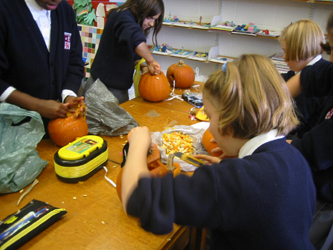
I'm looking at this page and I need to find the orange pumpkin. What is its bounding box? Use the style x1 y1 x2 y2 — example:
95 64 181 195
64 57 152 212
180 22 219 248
202 128 221 157
48 105 89 147
147 143 163 170
139 72 170 102
116 144 181 202
167 60 195 88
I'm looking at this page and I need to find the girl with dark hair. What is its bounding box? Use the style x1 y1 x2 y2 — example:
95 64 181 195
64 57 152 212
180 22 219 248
87 0 164 103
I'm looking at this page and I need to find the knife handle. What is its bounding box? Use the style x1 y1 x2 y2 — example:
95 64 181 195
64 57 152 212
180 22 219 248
180 154 204 167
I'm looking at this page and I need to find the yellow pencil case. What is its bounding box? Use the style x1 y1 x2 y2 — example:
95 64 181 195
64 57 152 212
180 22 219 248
54 135 108 183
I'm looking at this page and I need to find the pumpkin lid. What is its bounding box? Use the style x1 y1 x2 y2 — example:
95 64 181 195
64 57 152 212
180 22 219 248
58 135 104 161
195 107 209 121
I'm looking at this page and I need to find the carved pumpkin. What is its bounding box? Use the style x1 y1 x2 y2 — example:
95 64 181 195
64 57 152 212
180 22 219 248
116 144 181 202
167 60 195 88
139 72 170 102
202 128 221 157
147 143 163 170
48 105 89 147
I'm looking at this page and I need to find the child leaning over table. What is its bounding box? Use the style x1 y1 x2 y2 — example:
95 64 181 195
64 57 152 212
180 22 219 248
285 12 333 249
121 54 316 250
279 19 328 139
286 11 333 204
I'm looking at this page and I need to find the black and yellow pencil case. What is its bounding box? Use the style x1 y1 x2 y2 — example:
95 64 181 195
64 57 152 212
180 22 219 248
0 199 66 250
54 135 108 182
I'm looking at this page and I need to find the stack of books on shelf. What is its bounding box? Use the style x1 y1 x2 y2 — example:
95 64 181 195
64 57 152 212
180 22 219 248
269 53 290 74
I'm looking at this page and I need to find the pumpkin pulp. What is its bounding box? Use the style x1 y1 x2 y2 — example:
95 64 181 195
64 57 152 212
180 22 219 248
48 105 89 147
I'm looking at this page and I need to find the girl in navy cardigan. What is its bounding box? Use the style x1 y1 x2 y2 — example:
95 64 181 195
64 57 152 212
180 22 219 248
121 54 316 250
286 14 333 203
279 19 328 139
89 0 164 104
284 13 333 250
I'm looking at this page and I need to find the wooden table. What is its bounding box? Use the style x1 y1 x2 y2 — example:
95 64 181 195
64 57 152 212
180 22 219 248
0 83 207 250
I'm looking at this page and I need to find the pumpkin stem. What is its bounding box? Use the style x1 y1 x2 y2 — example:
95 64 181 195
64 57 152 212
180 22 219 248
166 154 175 171
177 60 185 67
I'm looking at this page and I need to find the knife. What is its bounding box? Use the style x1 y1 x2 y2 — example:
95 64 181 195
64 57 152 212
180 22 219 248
121 142 153 168
173 152 204 167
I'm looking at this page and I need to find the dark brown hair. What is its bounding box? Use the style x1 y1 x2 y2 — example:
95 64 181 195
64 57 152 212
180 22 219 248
327 11 333 33
322 11 333 55
110 0 164 46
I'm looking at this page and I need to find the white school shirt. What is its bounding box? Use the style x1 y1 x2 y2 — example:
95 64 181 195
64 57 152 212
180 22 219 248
294 54 322 75
238 129 284 158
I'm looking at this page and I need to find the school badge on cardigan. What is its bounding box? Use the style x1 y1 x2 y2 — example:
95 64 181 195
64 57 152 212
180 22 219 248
64 32 72 50
325 107 333 119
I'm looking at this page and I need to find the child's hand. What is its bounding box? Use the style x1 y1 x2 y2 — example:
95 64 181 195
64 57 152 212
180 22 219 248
127 126 152 151
208 138 237 159
210 137 223 156
65 96 86 114
38 100 69 119
141 66 149 74
193 154 221 165
147 60 161 75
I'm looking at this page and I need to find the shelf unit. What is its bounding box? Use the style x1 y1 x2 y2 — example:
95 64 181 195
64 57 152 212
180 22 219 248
148 0 333 79
149 21 279 64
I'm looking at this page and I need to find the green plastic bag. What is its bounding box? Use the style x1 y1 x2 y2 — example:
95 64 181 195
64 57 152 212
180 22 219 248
0 103 48 194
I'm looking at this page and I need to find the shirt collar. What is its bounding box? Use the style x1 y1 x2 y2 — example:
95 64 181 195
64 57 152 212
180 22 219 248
307 54 322 66
238 129 284 159
25 0 50 21
295 54 322 75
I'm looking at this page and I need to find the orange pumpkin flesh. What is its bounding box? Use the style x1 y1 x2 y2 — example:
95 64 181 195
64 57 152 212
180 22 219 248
167 60 195 88
202 128 221 157
48 105 89 147
139 72 170 102
147 143 166 170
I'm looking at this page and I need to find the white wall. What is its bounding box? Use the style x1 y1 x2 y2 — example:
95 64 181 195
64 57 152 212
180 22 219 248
149 0 333 78
164 0 221 24
220 0 333 57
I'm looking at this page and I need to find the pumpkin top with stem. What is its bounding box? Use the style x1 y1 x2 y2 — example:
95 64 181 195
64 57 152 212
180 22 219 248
166 153 176 171
177 60 185 67
66 104 87 119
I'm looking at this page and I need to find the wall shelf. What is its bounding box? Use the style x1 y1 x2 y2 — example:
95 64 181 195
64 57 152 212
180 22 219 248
150 48 236 65
150 0 333 78
162 22 280 40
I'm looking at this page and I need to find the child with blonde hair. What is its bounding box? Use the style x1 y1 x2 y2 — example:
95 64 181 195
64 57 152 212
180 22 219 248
122 54 316 250
286 12 333 250
286 17 333 203
280 19 325 69
279 19 327 139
